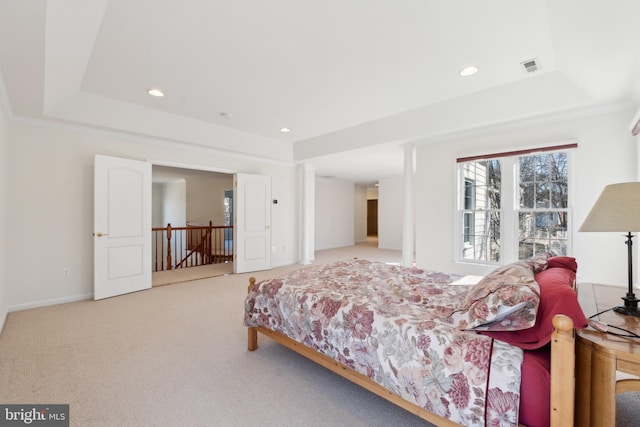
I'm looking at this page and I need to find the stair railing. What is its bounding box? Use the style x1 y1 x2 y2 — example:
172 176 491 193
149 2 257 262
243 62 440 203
152 222 233 272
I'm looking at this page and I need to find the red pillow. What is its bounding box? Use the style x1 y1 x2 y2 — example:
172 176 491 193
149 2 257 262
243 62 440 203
546 256 578 272
479 266 588 349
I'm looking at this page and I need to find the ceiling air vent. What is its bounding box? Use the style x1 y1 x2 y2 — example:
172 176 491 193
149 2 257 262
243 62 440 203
520 58 540 73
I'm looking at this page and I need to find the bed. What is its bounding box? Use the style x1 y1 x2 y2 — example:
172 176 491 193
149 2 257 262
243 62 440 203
244 255 588 427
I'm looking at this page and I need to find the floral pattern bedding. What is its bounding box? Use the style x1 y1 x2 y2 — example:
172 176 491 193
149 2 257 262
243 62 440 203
244 259 523 426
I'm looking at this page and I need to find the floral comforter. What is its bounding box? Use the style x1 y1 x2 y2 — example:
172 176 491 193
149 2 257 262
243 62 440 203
244 259 523 426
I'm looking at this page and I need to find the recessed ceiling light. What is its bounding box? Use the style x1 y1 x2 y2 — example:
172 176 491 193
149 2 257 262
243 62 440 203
147 88 164 97
280 127 291 133
459 66 478 77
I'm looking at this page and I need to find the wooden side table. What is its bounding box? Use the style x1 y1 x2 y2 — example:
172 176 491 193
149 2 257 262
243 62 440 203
575 283 640 427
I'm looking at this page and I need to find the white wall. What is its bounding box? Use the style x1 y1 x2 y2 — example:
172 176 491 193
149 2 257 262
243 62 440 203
354 184 368 243
0 101 7 333
415 108 638 286
186 176 233 225
7 122 299 310
271 170 298 259
366 187 379 200
315 177 355 250
378 178 403 250
153 175 234 227
162 180 187 227
152 183 164 228
316 178 401 251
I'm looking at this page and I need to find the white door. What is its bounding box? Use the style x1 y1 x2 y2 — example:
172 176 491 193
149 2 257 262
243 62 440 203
234 173 272 273
94 155 152 300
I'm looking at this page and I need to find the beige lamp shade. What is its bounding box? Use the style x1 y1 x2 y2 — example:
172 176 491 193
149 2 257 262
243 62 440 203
579 182 640 232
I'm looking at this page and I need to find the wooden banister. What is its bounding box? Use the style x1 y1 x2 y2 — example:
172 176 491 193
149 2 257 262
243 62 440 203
175 226 212 268
152 222 233 272
166 223 172 270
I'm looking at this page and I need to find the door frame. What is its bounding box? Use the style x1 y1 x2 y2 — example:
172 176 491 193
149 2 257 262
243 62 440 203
148 159 236 271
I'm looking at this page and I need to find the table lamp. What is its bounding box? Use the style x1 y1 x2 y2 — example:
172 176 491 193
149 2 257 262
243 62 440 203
579 182 640 316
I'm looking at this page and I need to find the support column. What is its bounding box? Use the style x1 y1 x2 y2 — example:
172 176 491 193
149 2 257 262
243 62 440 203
402 144 415 267
300 163 315 265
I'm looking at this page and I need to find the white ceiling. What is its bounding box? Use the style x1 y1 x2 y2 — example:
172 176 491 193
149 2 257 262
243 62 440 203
1 0 639 183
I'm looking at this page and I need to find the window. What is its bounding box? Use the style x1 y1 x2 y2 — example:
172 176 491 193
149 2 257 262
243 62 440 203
460 160 501 262
458 146 572 264
517 152 569 258
463 179 474 245
223 189 234 242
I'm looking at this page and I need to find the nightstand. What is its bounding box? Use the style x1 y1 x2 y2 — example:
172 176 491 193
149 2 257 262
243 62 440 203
575 283 640 427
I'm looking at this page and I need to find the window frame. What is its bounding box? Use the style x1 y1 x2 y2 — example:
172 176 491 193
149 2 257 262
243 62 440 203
463 178 475 246
457 158 504 265
456 146 573 265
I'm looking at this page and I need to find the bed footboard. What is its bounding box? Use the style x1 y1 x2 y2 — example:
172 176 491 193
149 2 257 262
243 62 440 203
247 277 258 351
247 324 461 426
550 314 575 427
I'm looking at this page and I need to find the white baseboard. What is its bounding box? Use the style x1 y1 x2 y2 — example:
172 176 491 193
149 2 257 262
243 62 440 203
8 293 93 313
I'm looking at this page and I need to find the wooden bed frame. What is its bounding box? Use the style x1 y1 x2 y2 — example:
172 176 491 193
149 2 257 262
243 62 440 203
246 277 577 427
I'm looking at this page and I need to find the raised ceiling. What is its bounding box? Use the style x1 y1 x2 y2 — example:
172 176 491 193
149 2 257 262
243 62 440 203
1 1 639 182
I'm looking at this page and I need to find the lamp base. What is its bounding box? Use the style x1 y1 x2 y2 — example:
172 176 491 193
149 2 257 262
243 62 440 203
613 293 640 317
613 305 640 317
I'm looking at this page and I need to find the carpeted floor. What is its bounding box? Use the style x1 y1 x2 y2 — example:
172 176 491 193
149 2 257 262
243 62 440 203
1 241 639 426
152 262 234 287
1 242 433 427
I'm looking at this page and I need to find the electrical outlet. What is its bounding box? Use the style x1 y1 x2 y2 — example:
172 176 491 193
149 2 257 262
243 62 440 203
63 268 70 278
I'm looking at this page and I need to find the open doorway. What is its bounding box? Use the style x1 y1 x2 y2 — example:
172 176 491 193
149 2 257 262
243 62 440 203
151 165 234 286
367 199 378 237
365 184 379 247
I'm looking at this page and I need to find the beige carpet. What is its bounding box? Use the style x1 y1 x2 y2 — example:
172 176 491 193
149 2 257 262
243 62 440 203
1 242 637 426
0 242 433 427
152 263 234 287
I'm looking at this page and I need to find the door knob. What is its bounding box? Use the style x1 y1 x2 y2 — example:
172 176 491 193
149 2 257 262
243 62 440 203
94 232 109 237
